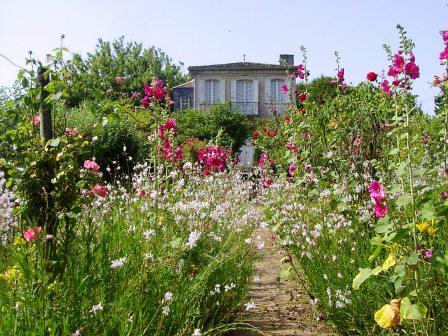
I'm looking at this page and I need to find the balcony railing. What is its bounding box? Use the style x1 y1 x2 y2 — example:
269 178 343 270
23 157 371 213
198 101 291 116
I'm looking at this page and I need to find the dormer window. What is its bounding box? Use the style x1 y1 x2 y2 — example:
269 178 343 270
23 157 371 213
270 79 285 102
204 80 220 104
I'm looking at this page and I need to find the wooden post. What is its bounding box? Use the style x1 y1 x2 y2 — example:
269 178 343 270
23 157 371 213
37 65 53 142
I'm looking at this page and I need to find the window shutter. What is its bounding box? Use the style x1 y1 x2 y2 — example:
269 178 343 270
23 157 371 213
205 80 211 104
213 80 220 103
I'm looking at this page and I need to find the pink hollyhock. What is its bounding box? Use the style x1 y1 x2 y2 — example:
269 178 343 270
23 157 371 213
252 130 259 138
163 118 177 132
440 190 448 200
442 30 448 44
158 126 165 138
392 79 401 87
404 62 420 79
23 226 42 242
92 184 109 197
115 76 124 85
144 84 153 97
33 115 40 126
381 80 392 96
83 160 100 173
142 96 151 108
288 163 297 175
392 53 405 70
353 138 361 147
162 138 172 160
366 72 378 81
374 202 388 218
409 53 416 63
439 46 448 60
368 180 385 202
281 84 289 93
197 145 228 175
337 68 345 83
152 87 165 101
296 64 305 79
387 66 401 77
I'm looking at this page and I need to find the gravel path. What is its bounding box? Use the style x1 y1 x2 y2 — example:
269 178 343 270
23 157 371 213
236 230 332 336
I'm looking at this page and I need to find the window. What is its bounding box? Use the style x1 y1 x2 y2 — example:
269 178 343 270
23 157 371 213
179 97 190 110
270 79 285 102
236 80 253 102
204 80 220 104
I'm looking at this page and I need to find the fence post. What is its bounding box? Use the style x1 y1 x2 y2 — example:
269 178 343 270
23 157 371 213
37 65 53 142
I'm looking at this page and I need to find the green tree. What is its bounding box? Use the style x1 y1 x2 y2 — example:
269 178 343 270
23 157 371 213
66 36 188 106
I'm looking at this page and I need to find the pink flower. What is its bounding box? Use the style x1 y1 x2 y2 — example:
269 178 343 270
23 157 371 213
366 72 378 81
404 62 420 79
258 152 268 167
92 184 109 197
22 226 42 242
442 30 448 44
262 178 273 187
439 46 448 60
197 145 228 175
65 127 78 136
115 76 124 85
281 84 289 94
368 180 386 202
163 118 177 132
353 138 361 147
152 87 165 101
421 248 433 261
83 160 100 173
440 190 448 200
143 84 153 97
141 96 151 108
337 68 345 83
288 163 297 176
381 80 392 96
374 202 388 218
296 64 305 79
33 115 40 126
392 53 405 70
387 66 401 77
286 143 299 153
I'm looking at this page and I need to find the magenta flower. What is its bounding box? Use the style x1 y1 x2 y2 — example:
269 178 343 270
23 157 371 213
152 87 165 101
115 76 124 85
366 72 378 81
440 190 448 200
281 84 289 94
141 96 151 108
421 248 433 261
353 138 361 147
163 118 177 132
404 62 420 79
387 66 401 77
381 80 392 95
337 68 345 84
442 30 448 44
439 46 448 60
288 163 297 176
197 145 228 175
83 160 100 173
258 152 268 167
286 142 299 153
296 64 305 79
262 178 273 187
368 180 385 202
374 202 388 218
392 53 405 70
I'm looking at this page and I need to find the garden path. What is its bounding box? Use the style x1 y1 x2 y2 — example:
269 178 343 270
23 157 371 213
237 228 332 336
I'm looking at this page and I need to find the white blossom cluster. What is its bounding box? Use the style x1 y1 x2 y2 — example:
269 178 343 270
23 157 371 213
0 171 17 245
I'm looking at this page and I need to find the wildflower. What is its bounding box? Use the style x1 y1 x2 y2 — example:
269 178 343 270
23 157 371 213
224 283 236 292
366 72 378 81
92 184 108 197
163 292 173 302
22 227 42 242
416 221 429 233
187 231 201 249
353 138 361 147
92 136 98 142
143 229 155 241
374 299 401 329
421 248 433 261
115 76 124 85
83 160 100 173
288 163 297 176
426 226 437 236
374 202 388 218
33 115 40 126
244 301 256 311
193 329 201 336
110 257 127 269
162 305 170 315
90 302 103 314
281 84 289 93
262 178 273 188
404 62 420 79
284 115 291 123
368 180 385 202
287 142 298 153
65 127 78 136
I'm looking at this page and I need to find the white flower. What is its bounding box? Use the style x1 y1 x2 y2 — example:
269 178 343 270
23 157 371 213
257 242 265 250
144 252 154 260
162 305 170 315
92 136 98 142
143 229 155 241
71 330 81 336
244 301 256 311
187 231 201 249
244 238 252 244
163 292 173 302
224 283 235 292
193 329 201 336
253 276 261 284
90 302 103 314
214 284 221 293
111 257 127 269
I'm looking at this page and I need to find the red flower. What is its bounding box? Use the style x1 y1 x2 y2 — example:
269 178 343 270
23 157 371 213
381 80 392 96
252 130 259 138
298 92 307 102
366 72 378 81
115 76 124 85
284 115 291 123
267 130 277 137
152 87 165 101
404 62 420 80
92 184 109 197
23 226 42 242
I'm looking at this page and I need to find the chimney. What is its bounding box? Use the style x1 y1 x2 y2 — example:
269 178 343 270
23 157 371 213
279 54 294 66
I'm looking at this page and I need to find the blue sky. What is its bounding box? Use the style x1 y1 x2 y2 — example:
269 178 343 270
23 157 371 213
0 0 446 113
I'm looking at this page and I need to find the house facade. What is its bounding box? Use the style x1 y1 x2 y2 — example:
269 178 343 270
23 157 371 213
172 54 296 117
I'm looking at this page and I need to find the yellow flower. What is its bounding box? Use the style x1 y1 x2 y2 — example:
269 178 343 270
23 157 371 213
426 226 438 236
374 299 401 329
416 221 429 233
0 267 21 286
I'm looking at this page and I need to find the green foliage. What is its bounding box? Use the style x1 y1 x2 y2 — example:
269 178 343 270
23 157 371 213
175 104 251 153
66 36 188 106
295 76 338 106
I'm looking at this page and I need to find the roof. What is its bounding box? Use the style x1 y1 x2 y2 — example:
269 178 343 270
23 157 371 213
172 80 194 89
188 62 294 74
